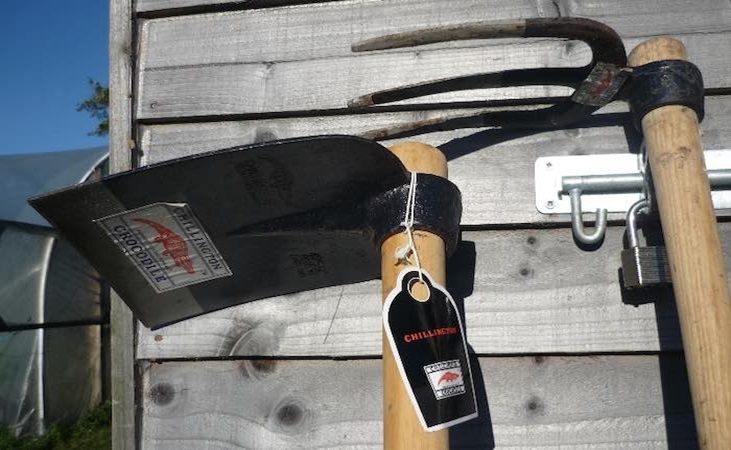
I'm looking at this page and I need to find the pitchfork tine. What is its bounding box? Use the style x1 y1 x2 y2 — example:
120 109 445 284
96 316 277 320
350 18 627 140
349 68 586 107
352 18 625 66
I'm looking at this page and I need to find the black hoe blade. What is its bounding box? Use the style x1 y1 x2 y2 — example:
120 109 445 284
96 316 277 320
30 136 410 328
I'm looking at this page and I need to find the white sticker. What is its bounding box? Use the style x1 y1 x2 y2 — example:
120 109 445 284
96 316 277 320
96 203 232 292
424 360 467 400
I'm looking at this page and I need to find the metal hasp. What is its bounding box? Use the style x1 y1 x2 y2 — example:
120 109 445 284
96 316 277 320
29 136 462 329
563 167 731 244
620 199 671 288
349 18 627 140
567 188 608 245
535 150 731 245
564 170 731 193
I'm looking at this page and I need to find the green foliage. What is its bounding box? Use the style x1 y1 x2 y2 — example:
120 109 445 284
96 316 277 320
76 79 109 137
0 401 111 450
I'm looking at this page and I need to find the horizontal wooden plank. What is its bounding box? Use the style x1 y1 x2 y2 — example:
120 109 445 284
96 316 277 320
136 0 731 44
135 0 348 14
137 39 575 118
561 0 731 36
141 354 697 449
139 96 731 226
137 0 226 12
136 0 731 119
138 0 548 69
138 0 730 67
137 33 731 119
137 222 731 359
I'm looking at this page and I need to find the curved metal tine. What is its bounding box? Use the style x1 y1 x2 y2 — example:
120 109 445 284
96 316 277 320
352 18 625 61
350 18 626 139
569 188 608 245
349 68 585 107
360 99 599 140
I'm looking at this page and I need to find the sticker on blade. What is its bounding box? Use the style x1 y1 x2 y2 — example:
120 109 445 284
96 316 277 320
96 203 232 292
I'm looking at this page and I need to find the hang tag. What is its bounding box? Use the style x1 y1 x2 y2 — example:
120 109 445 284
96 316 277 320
383 268 478 431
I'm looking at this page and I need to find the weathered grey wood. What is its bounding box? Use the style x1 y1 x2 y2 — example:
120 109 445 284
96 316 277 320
138 0 548 69
135 0 362 17
137 0 226 11
135 0 731 119
137 40 572 118
138 223 731 359
120 0 729 448
139 96 731 226
136 0 348 13
136 33 730 119
110 1 136 449
136 0 731 41
135 96 731 358
138 0 730 68
141 355 696 449
558 0 731 36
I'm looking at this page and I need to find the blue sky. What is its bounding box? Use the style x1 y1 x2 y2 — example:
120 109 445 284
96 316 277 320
0 1 109 155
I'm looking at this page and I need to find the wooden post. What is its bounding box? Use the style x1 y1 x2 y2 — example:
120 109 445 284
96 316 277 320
109 1 137 450
381 142 450 449
628 38 731 449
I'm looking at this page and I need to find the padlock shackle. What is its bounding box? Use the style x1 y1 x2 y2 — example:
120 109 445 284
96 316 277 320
626 198 649 249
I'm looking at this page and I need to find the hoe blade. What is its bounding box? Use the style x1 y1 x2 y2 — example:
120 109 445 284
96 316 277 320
31 136 409 328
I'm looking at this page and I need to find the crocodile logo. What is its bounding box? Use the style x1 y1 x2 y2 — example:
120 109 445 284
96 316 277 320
133 218 195 274
438 371 460 385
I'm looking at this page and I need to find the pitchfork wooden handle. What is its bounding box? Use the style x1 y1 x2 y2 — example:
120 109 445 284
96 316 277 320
381 142 449 449
628 38 731 449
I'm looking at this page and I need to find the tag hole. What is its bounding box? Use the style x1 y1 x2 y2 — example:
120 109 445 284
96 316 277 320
408 279 430 302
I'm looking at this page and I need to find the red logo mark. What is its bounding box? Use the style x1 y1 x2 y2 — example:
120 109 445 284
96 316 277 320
438 371 461 385
133 218 195 274
590 70 614 97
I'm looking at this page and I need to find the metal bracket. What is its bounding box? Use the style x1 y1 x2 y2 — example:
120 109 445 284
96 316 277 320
536 149 731 214
535 149 731 243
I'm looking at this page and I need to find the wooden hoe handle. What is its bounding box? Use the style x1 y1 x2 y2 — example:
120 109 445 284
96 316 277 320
628 38 731 449
381 142 449 449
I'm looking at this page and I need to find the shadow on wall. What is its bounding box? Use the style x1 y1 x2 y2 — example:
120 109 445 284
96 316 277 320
445 240 496 448
619 223 699 449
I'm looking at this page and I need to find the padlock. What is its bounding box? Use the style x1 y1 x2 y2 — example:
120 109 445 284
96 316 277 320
620 199 672 289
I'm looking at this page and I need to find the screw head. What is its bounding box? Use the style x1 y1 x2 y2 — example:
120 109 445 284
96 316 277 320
546 200 555 209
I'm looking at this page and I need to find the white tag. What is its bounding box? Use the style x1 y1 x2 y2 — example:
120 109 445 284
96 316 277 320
383 268 478 431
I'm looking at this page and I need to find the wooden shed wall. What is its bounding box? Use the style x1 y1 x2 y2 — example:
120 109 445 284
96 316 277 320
110 0 731 448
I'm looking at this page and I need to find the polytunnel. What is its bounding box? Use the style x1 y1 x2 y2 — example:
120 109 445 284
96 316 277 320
0 147 108 435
